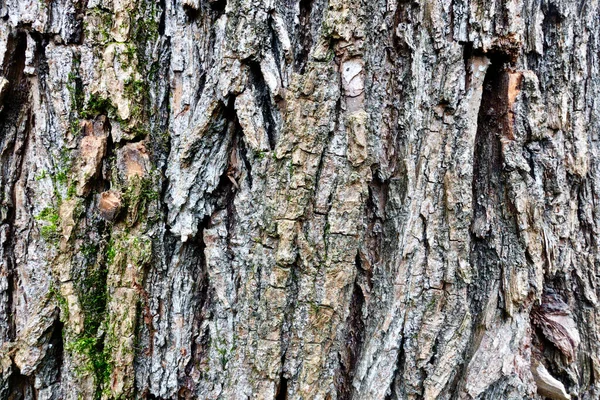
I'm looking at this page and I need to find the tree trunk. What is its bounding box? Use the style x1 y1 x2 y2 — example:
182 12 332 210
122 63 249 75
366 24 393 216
0 0 598 399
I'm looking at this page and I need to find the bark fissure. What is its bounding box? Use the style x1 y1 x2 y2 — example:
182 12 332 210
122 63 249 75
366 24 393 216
248 62 278 150
0 30 29 345
294 0 314 73
335 254 366 399
469 54 508 319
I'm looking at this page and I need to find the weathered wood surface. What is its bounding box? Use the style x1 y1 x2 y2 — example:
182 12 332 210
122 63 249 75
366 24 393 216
0 0 598 399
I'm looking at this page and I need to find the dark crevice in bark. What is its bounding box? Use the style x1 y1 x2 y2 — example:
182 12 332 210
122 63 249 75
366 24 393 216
448 0 455 40
392 0 414 51
238 133 253 188
420 213 430 263
0 31 28 122
7 365 36 400
444 362 466 400
145 394 168 400
274 372 288 400
477 376 514 399
531 283 579 393
183 3 200 20
194 72 207 106
226 95 253 188
468 54 509 320
208 0 227 13
268 16 284 97
311 96 340 223
49 318 64 387
211 98 243 200
184 98 239 391
335 253 366 400
53 314 66 360
248 61 277 150
384 334 406 400
294 0 313 73
524 146 536 179
462 42 474 91
0 31 29 344
366 171 389 272
462 46 545 396
462 55 516 394
276 259 299 400
158 0 167 35
576 182 595 249
148 34 172 163
33 315 65 396
181 215 211 396
68 0 88 44
541 3 562 57
30 31 50 92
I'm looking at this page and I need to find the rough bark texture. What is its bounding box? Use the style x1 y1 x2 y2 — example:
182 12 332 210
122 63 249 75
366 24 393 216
0 0 599 399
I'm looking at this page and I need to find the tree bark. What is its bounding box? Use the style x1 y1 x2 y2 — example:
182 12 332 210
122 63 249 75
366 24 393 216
0 0 598 399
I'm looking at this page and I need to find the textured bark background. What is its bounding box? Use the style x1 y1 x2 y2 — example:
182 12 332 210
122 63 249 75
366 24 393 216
0 0 599 399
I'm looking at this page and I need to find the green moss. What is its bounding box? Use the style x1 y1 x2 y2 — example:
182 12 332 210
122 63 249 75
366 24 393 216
35 148 78 242
69 248 111 398
36 206 60 241
80 266 108 334
123 43 137 64
124 78 150 122
81 94 117 120
69 118 82 136
35 170 47 181
55 170 68 186
56 148 73 186
66 182 77 199
130 236 152 263
48 283 69 321
81 242 99 260
67 67 84 114
106 239 117 266
124 78 147 100
85 7 113 44
214 336 235 370
126 1 165 152
66 53 85 136
67 335 111 397
131 1 160 68
308 301 320 315
122 175 159 226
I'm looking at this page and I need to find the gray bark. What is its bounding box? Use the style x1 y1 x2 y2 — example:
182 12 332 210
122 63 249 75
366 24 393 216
0 0 598 399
